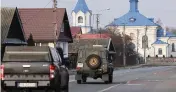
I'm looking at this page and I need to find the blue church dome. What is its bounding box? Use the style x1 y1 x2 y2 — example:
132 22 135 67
73 0 90 13
157 28 164 37
108 0 157 26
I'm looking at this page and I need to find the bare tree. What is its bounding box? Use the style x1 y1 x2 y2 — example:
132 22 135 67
102 28 138 66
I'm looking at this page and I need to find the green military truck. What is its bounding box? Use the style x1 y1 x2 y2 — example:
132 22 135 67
74 39 116 84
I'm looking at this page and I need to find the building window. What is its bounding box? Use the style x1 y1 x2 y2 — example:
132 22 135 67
61 23 64 32
78 16 83 23
172 43 175 52
158 48 162 55
142 35 148 48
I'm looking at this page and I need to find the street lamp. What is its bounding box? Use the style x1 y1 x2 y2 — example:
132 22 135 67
97 8 111 12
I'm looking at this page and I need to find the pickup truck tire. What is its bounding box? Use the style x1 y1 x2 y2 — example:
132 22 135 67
1 89 5 92
60 67 69 92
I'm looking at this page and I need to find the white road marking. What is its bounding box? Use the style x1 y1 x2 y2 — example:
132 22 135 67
69 80 76 82
69 75 76 82
125 84 143 86
97 84 119 92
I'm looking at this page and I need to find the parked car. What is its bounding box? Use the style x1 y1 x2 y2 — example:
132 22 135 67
1 46 69 92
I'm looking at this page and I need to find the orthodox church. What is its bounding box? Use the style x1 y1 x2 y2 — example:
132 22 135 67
107 0 176 57
72 0 92 34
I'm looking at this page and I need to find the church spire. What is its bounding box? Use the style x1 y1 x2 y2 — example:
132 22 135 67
129 0 139 12
73 0 90 13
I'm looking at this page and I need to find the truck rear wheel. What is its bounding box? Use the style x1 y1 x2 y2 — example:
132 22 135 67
77 80 82 84
82 76 87 83
104 74 113 84
109 74 113 83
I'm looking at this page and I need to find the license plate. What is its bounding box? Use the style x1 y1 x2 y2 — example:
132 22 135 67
77 63 83 67
18 83 37 88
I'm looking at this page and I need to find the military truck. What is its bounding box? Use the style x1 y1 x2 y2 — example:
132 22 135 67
75 42 116 84
1 46 69 92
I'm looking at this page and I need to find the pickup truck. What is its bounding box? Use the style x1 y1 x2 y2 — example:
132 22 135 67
0 46 69 92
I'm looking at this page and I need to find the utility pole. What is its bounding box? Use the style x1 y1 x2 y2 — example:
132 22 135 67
93 14 101 32
123 24 126 66
96 14 101 32
137 29 139 64
137 29 139 54
144 26 148 64
53 0 58 46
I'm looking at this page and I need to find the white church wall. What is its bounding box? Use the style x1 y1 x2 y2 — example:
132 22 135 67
152 44 168 57
72 12 76 26
76 11 86 26
168 38 176 57
85 12 91 27
112 26 158 57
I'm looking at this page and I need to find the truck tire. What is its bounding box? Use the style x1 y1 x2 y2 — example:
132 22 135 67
59 67 69 92
109 74 113 83
1 89 5 92
60 85 68 92
77 80 82 84
86 54 101 70
104 74 113 84
82 76 87 83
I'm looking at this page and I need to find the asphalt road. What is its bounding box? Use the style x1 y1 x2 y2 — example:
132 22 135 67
69 66 176 92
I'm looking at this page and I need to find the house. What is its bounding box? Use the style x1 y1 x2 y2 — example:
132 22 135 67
18 8 73 60
70 27 82 38
107 0 176 57
77 33 110 39
1 7 27 59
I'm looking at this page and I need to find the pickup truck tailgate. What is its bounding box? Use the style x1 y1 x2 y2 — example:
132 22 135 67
3 62 50 74
2 62 50 80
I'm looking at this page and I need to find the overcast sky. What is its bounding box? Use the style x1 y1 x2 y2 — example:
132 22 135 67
1 0 176 28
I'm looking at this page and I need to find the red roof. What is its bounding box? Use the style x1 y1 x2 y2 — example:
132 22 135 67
78 33 110 39
70 27 82 37
18 8 66 42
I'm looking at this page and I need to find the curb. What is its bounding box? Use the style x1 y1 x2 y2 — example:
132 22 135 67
114 64 146 70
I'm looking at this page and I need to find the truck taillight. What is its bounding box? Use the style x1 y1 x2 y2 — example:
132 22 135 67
76 67 81 70
76 63 83 71
0 65 4 80
50 65 55 79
